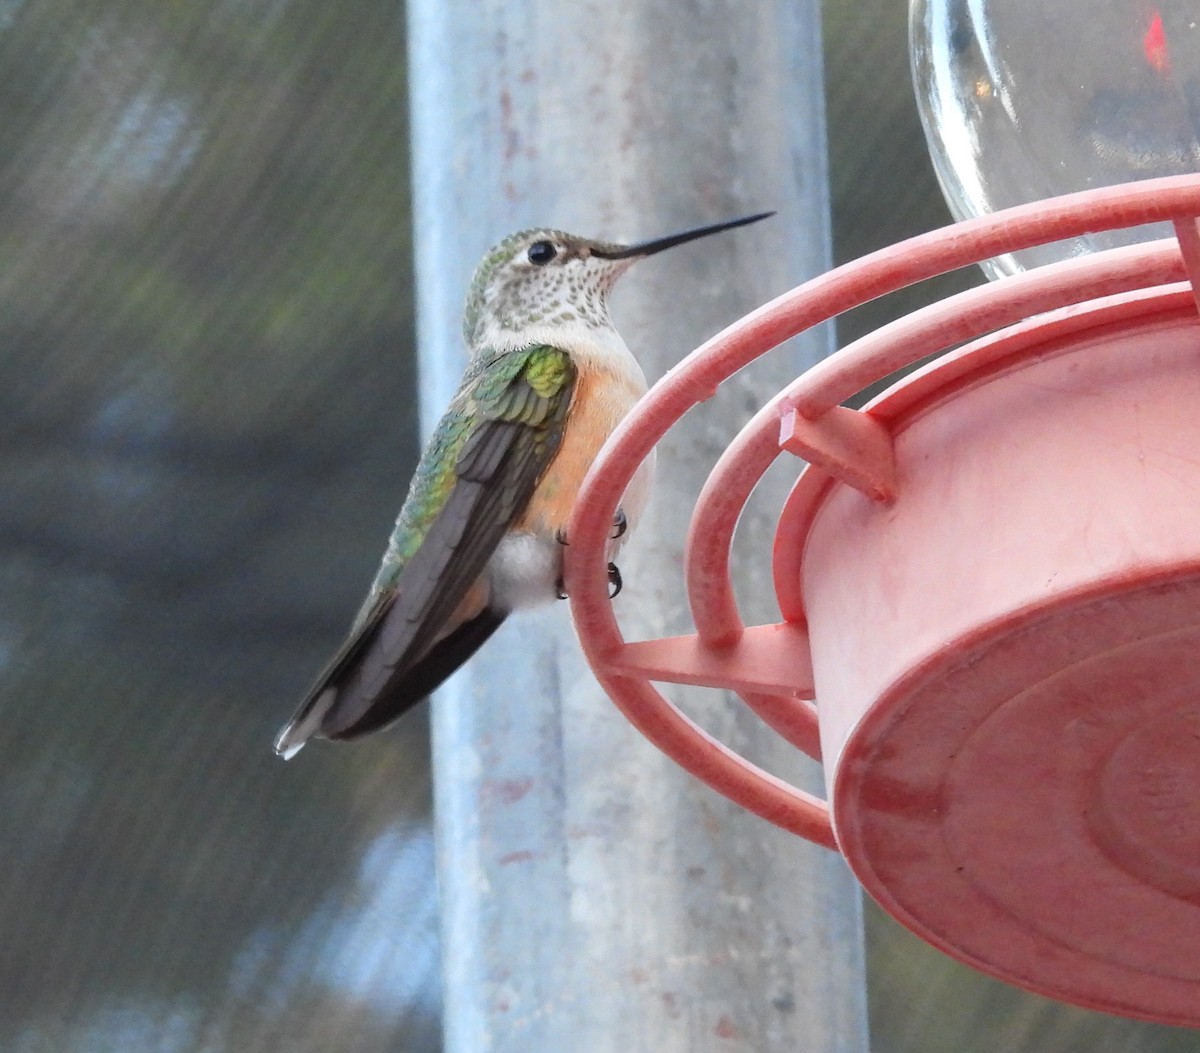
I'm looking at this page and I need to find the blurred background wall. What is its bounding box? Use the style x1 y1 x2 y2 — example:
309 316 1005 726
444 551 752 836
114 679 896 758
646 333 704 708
0 0 1195 1050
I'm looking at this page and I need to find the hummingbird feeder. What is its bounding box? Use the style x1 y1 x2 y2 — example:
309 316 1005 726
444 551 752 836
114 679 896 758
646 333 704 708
564 172 1200 1027
567 0 1200 1024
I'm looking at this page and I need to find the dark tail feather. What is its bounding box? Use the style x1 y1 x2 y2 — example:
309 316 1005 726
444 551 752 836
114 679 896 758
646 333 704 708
328 607 506 740
273 590 394 758
274 590 507 757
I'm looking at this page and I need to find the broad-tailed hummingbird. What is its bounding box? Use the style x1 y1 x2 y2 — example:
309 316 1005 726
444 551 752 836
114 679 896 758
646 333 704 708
274 211 772 757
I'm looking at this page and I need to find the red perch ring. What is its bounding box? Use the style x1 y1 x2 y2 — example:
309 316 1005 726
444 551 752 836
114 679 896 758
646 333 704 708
564 174 1200 1025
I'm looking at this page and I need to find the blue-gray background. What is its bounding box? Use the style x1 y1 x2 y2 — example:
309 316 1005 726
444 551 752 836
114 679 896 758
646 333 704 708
0 0 1193 1049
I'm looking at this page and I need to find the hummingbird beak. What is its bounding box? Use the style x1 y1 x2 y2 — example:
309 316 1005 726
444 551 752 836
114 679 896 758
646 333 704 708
592 210 775 261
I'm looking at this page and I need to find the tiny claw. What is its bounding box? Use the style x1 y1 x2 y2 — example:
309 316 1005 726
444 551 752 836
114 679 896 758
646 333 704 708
555 526 569 546
555 577 568 600
607 562 623 599
610 509 627 540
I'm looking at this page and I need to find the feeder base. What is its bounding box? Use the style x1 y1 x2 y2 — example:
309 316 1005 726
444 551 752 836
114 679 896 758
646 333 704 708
837 571 1200 1025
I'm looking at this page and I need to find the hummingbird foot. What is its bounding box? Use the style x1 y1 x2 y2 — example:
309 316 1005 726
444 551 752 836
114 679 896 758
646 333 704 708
554 513 624 551
553 564 621 599
555 510 626 548
607 562 623 598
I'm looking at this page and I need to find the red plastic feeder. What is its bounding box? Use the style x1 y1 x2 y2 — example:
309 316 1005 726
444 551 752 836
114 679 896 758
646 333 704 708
565 174 1200 1026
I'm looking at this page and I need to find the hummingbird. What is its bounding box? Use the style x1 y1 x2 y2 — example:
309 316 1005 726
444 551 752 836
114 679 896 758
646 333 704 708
273 210 773 758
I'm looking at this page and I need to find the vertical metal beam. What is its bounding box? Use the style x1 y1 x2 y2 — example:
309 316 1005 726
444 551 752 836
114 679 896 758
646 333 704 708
408 2 869 1050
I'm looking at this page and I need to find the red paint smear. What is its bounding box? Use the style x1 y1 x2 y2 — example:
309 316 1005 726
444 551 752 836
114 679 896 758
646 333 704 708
498 849 538 866
482 776 534 804
1144 11 1170 74
714 1015 738 1040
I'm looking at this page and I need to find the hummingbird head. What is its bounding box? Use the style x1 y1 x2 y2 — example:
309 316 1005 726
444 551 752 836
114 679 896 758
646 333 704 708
461 211 774 350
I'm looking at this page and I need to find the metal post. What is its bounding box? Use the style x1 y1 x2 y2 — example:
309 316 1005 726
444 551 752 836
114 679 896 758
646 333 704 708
408 2 869 1050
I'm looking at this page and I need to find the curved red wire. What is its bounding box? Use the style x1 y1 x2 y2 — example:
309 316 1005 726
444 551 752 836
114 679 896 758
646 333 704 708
564 174 1200 848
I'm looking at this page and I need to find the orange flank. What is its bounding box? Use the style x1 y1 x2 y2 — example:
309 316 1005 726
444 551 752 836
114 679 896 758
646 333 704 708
443 577 490 638
516 360 645 534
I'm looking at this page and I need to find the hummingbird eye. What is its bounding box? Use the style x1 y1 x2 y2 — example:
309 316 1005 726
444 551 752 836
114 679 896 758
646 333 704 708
527 240 557 265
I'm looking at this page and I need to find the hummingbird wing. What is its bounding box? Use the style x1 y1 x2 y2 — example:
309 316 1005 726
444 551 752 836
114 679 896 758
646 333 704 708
274 345 576 755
